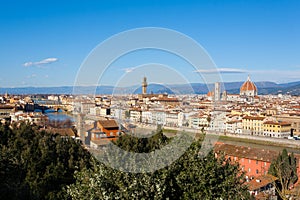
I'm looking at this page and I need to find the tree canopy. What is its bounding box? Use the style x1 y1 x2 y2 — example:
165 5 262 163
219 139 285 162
66 128 251 199
1 122 251 199
268 149 298 200
0 122 92 200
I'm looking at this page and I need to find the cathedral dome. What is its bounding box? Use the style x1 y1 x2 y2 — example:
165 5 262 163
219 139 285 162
240 76 257 92
240 76 257 97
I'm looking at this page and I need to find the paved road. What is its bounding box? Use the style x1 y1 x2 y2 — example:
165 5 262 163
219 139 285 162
164 127 300 151
116 122 300 152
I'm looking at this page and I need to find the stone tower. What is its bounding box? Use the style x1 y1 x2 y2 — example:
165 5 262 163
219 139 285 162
222 90 227 102
142 76 147 95
214 82 221 102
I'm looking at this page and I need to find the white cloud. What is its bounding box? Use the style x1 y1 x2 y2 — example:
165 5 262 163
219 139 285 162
194 68 248 74
123 67 135 73
23 57 58 67
23 62 34 67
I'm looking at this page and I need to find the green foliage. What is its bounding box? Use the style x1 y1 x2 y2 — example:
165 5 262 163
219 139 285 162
67 129 251 200
113 126 170 153
1 122 251 199
125 110 130 118
67 163 169 200
0 122 92 200
173 142 249 200
269 149 298 199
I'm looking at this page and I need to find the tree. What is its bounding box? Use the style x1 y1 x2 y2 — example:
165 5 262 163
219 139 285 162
268 149 298 200
66 129 251 199
0 122 92 200
170 141 250 200
207 115 211 124
125 110 130 118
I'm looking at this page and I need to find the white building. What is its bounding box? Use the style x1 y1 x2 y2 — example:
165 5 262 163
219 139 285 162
188 114 210 129
90 107 101 116
165 112 179 127
210 111 227 132
142 111 153 124
225 120 243 134
74 101 95 115
129 109 142 122
152 110 166 125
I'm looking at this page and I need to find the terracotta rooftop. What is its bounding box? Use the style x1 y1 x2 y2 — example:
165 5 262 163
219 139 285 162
226 120 242 124
207 91 214 97
247 174 278 191
97 120 119 129
214 143 278 162
243 116 265 121
0 105 14 109
156 97 179 102
263 121 291 126
240 82 256 92
240 76 257 92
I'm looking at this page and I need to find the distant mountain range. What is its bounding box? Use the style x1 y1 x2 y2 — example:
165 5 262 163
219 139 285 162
1 81 300 95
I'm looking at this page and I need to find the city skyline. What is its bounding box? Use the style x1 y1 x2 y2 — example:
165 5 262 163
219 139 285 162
0 0 299 87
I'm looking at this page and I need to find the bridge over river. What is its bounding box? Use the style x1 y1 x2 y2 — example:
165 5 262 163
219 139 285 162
33 99 70 112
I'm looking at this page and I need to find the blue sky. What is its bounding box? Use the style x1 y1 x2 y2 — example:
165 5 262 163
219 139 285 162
0 0 299 87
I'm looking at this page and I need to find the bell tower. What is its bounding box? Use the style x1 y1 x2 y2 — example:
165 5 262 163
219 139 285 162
142 76 147 95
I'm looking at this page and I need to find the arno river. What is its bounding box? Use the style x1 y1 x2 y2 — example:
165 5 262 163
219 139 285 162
45 112 75 122
43 113 300 155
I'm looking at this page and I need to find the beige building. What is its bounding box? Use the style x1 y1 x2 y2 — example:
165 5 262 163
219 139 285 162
275 115 300 135
189 114 210 129
262 121 291 138
242 116 265 135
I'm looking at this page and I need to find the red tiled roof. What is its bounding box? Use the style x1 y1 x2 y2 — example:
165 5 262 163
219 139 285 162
157 97 179 102
98 120 119 129
0 105 14 109
240 76 257 92
263 121 291 126
226 120 242 124
247 174 278 191
243 116 265 120
207 91 214 97
214 143 278 162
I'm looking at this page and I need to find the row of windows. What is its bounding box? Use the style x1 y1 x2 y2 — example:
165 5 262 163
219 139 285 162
243 127 289 133
263 129 290 132
243 127 262 130
241 167 267 175
232 157 268 166
244 124 289 129
265 125 279 128
93 132 117 138
264 129 279 132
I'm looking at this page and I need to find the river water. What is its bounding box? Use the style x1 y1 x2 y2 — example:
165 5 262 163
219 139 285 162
45 112 75 122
